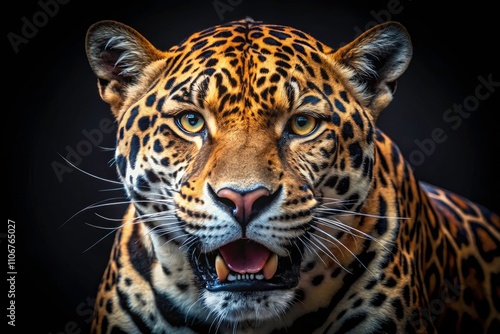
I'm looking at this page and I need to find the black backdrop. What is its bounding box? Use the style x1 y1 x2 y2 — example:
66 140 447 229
6 0 499 333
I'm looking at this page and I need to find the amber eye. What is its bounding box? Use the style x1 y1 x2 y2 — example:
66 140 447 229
177 112 205 133
289 114 317 136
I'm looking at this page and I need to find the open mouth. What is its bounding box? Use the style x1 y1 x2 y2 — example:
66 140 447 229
192 239 302 292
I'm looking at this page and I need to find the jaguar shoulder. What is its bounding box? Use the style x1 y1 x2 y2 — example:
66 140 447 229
85 17 500 333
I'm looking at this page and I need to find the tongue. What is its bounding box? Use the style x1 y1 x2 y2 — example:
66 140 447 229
219 240 270 274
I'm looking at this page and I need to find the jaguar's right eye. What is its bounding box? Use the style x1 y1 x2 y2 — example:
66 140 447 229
288 114 318 137
176 112 206 134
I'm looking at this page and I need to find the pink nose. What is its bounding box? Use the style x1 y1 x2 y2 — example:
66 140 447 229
216 187 270 225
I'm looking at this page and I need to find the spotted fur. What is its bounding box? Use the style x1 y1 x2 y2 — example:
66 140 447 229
85 18 500 333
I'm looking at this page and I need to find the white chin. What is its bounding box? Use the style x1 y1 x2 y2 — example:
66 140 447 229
202 289 294 324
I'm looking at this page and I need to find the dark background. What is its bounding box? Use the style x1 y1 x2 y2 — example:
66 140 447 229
5 0 499 333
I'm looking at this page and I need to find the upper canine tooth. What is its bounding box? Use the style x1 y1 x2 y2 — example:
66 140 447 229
263 253 278 280
215 255 230 282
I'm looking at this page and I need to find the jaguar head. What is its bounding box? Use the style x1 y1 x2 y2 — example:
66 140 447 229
86 18 411 326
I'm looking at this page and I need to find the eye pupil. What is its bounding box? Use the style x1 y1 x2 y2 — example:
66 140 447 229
296 116 308 128
187 114 199 126
290 114 317 136
178 112 205 133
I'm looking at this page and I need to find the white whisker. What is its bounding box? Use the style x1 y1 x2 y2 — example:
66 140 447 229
57 152 122 185
314 196 408 221
309 234 350 273
184 297 204 324
313 216 353 234
312 215 394 253
98 146 115 151
93 213 128 223
85 221 121 230
299 235 328 268
60 197 130 229
311 225 375 277
82 227 119 253
315 206 406 220
313 217 368 249
179 236 199 252
98 187 127 192
157 230 190 247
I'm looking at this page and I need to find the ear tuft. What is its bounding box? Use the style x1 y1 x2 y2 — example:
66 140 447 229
85 20 163 115
333 21 412 118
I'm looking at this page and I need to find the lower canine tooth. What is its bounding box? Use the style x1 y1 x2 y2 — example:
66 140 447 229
215 255 230 282
263 253 278 279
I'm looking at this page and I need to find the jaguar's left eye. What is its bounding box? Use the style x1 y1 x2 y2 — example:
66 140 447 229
289 114 318 136
176 112 205 133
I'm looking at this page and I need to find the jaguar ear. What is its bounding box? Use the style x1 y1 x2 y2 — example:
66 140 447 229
85 20 164 117
332 21 412 119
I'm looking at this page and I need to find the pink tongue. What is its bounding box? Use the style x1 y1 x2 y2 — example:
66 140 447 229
219 240 270 274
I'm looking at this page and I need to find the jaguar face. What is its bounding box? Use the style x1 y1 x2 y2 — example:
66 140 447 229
86 18 411 324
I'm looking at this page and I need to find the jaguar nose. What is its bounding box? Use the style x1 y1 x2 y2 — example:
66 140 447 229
216 187 271 226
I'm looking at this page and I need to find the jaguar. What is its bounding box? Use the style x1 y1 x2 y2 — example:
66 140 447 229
85 17 500 333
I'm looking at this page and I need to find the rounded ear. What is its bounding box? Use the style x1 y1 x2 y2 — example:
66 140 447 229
85 20 164 116
331 21 412 119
